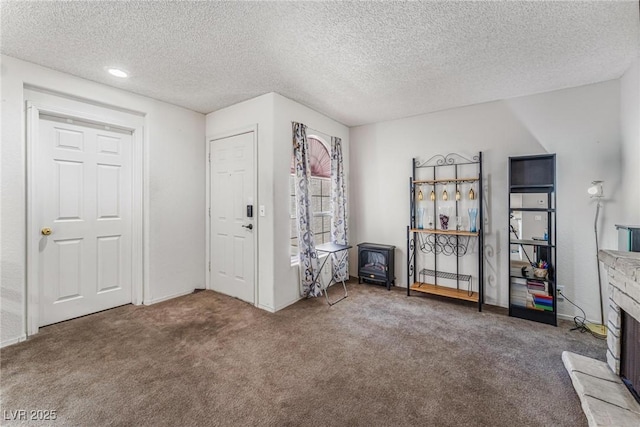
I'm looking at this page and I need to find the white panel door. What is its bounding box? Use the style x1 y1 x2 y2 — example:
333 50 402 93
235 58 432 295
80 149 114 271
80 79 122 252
38 116 133 326
210 132 255 303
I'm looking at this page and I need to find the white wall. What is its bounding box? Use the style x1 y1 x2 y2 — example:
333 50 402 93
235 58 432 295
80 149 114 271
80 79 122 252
620 57 640 225
205 93 349 311
350 80 622 322
1 55 206 346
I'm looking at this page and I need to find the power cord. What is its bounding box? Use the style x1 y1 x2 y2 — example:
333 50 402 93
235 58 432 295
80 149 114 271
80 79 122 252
558 289 606 340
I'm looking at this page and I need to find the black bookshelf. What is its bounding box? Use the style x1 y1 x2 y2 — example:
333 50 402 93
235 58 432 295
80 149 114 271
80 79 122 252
508 154 557 326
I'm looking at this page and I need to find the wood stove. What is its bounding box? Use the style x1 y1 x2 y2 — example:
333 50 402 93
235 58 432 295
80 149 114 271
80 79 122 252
357 243 395 290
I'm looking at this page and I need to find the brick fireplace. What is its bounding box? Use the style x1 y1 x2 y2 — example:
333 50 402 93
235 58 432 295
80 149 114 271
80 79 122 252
562 250 640 426
599 250 640 392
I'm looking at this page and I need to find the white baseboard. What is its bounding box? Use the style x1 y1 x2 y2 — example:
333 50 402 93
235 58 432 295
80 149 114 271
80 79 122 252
257 303 276 313
144 288 195 305
274 296 303 312
1 334 27 349
557 312 600 325
558 313 575 322
558 313 607 326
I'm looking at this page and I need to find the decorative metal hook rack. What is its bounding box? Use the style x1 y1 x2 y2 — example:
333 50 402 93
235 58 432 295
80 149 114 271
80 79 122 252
415 152 481 168
407 152 484 311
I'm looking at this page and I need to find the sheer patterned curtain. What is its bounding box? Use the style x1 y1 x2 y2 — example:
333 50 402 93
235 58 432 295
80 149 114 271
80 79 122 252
292 122 321 297
330 136 348 281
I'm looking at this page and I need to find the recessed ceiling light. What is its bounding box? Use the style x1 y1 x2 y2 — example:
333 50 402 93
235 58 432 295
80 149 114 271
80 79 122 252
107 68 128 78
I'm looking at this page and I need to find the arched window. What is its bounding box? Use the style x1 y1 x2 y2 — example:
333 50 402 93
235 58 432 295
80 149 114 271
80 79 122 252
289 137 331 177
290 136 331 261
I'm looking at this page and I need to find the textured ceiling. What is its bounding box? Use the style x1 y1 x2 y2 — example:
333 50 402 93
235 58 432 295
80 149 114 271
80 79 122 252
1 1 638 126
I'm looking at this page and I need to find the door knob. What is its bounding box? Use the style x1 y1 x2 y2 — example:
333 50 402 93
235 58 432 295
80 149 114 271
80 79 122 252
41 227 52 236
242 224 253 230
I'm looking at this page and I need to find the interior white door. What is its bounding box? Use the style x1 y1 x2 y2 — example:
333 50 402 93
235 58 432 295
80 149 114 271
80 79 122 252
210 132 255 303
38 115 133 326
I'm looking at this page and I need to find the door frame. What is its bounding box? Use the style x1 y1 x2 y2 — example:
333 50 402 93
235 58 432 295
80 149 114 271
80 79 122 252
26 97 145 336
205 125 258 305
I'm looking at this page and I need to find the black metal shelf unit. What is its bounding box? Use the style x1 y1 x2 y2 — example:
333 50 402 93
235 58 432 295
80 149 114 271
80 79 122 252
508 154 557 326
407 152 484 311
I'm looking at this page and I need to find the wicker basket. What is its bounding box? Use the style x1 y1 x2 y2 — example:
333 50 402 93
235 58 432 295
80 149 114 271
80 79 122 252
533 268 548 279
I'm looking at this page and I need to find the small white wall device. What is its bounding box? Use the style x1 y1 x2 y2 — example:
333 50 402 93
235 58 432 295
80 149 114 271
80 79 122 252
587 180 604 198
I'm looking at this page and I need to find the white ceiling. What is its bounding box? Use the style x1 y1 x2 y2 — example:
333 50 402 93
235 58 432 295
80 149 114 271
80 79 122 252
1 1 638 126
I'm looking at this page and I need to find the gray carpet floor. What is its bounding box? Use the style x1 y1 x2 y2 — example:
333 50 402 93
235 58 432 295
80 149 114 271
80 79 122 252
1 281 606 426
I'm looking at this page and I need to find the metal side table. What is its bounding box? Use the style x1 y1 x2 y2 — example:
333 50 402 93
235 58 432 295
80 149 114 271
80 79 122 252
315 242 351 306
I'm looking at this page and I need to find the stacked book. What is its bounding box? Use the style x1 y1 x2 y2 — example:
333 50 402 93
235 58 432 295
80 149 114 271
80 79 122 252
511 279 532 308
531 293 553 311
527 281 553 311
527 280 547 294
511 279 554 311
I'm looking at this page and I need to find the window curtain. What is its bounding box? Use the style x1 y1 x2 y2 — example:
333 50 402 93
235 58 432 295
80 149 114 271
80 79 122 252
292 122 321 297
331 136 348 281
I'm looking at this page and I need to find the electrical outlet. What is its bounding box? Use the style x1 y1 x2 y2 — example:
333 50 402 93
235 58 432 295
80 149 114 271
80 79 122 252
556 285 565 301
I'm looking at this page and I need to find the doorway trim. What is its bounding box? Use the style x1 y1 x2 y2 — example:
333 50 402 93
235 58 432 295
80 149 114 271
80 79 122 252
26 96 145 336
205 125 259 306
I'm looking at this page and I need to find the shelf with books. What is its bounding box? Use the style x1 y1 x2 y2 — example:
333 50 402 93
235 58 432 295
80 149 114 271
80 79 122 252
510 277 556 323
508 154 557 326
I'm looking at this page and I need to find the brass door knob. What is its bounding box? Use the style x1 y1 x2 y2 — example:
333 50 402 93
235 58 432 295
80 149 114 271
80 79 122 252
41 227 52 236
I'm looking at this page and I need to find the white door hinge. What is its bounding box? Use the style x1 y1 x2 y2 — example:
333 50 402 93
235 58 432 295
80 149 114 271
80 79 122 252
208 153 211 162
208 261 211 272
208 207 211 217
